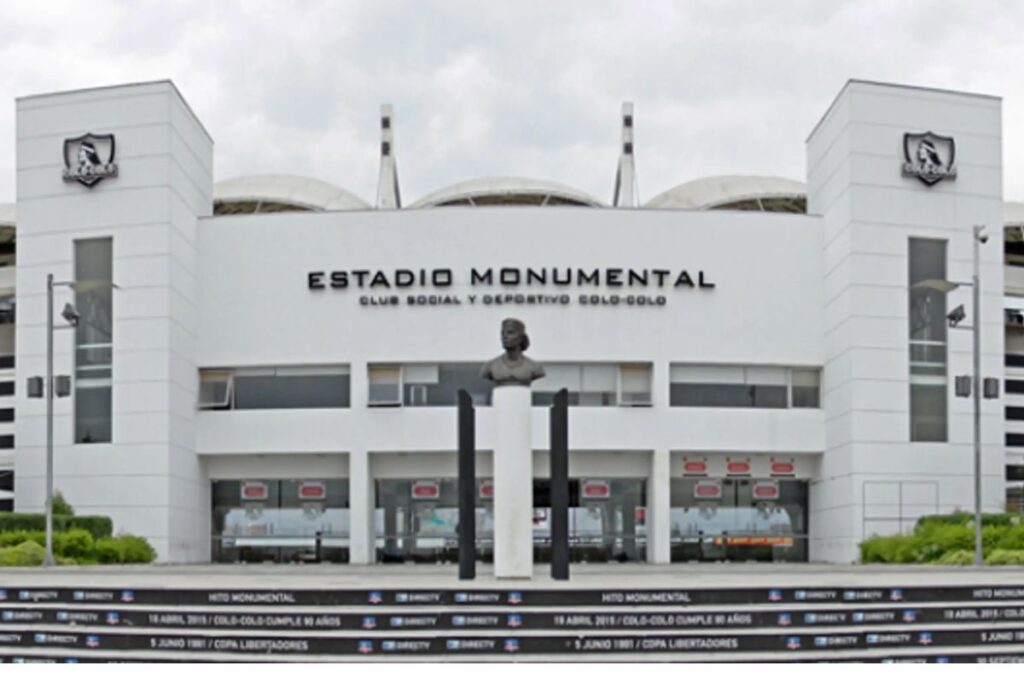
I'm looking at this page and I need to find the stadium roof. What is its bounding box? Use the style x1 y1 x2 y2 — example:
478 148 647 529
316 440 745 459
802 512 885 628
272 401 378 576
213 175 371 213
410 176 605 208
645 175 807 211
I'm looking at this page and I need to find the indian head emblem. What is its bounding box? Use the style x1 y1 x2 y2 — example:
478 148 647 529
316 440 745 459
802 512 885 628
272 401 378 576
63 133 118 187
902 131 956 186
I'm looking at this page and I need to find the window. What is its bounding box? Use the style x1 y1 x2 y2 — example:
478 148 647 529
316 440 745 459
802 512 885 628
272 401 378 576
532 363 652 407
368 363 494 407
670 365 821 409
791 369 821 408
368 366 401 406
198 371 233 409
620 364 653 406
909 238 948 442
198 366 350 410
74 238 113 444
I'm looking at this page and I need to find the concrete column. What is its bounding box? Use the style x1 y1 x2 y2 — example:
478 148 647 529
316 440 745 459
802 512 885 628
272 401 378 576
647 449 671 564
348 449 374 564
493 385 533 578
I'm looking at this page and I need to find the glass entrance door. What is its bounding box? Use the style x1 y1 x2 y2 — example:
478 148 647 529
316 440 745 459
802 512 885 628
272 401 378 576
373 478 646 563
533 478 647 563
669 478 808 562
212 479 350 563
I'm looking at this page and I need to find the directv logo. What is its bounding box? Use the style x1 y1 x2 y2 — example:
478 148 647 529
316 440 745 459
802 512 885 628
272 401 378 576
455 593 468 603
396 593 410 603
73 591 85 601
0 590 6 600
802 613 815 624
447 639 462 650
794 590 807 600
382 640 397 651
18 591 29 600
389 617 404 627
843 591 855 600
1 611 12 621
852 612 865 623
56 612 69 622
866 634 879 644
33 634 47 644
814 636 828 647
452 616 467 626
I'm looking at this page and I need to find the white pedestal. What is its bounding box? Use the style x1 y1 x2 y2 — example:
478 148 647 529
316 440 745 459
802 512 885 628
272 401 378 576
493 385 533 579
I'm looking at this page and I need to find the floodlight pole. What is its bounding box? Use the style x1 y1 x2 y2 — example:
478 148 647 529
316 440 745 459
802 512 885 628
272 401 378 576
972 226 982 566
44 273 55 567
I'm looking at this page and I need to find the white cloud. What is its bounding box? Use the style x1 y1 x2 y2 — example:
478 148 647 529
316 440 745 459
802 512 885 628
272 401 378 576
2 0 1024 205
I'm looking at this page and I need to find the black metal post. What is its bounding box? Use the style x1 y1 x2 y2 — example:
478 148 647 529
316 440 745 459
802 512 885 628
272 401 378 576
314 530 323 563
550 388 570 580
457 389 476 580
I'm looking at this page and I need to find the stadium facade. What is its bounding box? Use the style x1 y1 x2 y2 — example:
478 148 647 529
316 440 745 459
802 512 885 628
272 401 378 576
1 79 1021 565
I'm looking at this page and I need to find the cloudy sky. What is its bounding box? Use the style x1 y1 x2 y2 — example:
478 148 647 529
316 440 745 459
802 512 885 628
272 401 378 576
1 0 1023 205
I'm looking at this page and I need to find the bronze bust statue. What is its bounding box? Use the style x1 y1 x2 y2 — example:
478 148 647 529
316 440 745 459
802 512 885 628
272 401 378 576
481 318 546 387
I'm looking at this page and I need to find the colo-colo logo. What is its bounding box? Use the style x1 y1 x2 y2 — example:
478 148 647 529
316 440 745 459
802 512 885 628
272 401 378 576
309 267 715 290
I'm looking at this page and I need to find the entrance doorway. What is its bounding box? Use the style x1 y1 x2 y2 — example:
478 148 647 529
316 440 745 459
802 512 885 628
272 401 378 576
373 477 647 563
211 479 350 563
669 478 808 561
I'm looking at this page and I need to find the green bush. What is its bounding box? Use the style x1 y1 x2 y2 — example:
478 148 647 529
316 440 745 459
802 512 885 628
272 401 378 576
93 537 122 564
996 524 1024 550
932 549 974 565
52 491 75 517
0 513 113 538
94 535 156 564
0 513 47 533
860 535 924 563
915 511 1020 532
53 528 94 559
0 530 153 564
986 549 1024 565
67 516 113 539
0 529 94 559
863 511 1024 563
0 541 45 567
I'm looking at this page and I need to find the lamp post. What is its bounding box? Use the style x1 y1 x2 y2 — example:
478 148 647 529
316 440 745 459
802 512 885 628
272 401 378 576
916 225 990 566
28 274 114 567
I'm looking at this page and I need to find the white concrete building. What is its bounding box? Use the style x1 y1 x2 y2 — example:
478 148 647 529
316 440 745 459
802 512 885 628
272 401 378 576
1 79 1018 565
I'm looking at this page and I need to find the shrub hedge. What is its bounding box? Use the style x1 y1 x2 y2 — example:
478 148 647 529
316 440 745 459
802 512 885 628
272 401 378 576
0 541 45 566
861 509 1024 564
0 529 155 565
0 512 113 538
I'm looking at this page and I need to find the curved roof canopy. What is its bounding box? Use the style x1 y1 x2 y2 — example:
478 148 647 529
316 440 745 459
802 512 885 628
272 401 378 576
213 175 370 214
411 177 604 208
645 175 807 213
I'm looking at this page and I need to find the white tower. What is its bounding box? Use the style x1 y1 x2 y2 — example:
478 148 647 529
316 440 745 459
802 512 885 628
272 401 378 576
376 104 401 209
613 102 638 207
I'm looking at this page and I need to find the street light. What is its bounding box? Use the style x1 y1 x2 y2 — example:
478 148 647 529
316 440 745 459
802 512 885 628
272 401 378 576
915 225 992 566
27 274 117 567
